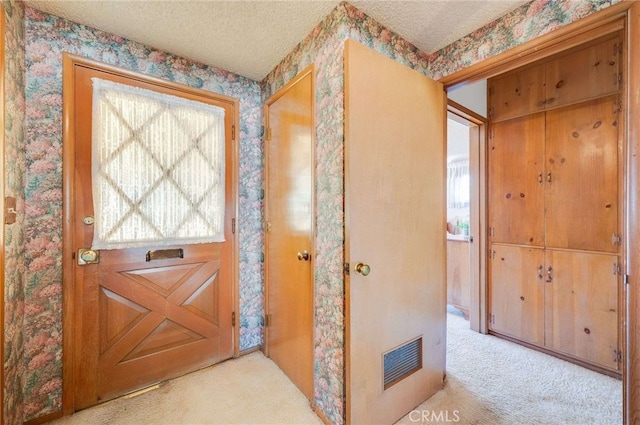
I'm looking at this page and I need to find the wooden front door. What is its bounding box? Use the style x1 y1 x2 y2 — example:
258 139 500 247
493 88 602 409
65 56 236 411
264 67 314 400
344 40 446 425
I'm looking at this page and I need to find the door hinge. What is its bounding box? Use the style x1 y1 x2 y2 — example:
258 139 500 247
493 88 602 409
231 218 236 234
4 196 16 225
232 312 236 327
611 232 622 246
489 227 495 238
489 314 495 325
489 249 495 260
624 274 630 285
264 221 271 233
344 262 350 276
613 348 622 363
614 101 622 114
232 125 236 140
264 314 271 327
265 127 272 141
613 262 622 275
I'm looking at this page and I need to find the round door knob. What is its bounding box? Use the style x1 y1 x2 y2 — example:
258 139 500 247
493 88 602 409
354 262 370 276
297 250 310 261
80 249 98 263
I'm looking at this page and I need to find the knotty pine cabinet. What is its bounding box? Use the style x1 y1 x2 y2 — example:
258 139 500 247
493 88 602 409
488 34 623 374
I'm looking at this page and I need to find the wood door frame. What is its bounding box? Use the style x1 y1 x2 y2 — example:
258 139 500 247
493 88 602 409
61 53 240 416
440 2 637 422
262 64 316 396
446 100 487 334
0 4 5 425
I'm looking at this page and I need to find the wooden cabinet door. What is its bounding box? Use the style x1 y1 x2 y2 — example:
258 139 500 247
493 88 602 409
489 244 545 346
489 113 545 246
545 249 619 371
447 240 470 314
545 95 619 252
545 36 620 110
488 64 545 122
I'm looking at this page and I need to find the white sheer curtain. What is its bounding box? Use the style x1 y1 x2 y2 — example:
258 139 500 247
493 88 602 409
91 78 226 250
447 157 470 209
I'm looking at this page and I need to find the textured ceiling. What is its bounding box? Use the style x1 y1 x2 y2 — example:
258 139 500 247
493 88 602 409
25 0 527 81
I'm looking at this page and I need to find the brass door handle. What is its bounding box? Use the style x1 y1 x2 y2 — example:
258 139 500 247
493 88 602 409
78 248 100 265
354 262 370 276
297 250 310 261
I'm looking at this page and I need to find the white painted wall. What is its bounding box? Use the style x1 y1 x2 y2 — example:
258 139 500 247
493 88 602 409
448 80 487 117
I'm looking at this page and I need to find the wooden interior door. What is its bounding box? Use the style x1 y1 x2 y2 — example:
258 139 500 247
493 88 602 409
545 249 619 371
67 59 235 410
488 113 545 246
489 244 545 346
545 95 619 252
345 39 446 425
264 67 314 400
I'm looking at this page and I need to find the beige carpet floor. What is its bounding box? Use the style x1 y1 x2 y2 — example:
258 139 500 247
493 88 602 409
49 352 323 425
51 311 622 425
397 310 622 425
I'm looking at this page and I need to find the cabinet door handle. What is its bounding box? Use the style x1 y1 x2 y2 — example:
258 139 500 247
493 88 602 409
546 266 553 282
537 265 544 280
538 173 543 185
546 172 552 184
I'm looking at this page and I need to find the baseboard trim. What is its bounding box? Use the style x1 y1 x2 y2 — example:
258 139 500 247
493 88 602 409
489 331 622 379
23 410 62 425
238 345 263 357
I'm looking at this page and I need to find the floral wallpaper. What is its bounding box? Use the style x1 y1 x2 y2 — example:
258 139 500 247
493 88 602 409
427 0 620 79
4 1 26 425
23 6 263 420
261 0 618 423
4 0 619 422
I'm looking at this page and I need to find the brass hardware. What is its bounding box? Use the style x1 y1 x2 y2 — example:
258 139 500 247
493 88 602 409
613 263 622 275
83 216 95 225
611 233 622 246
146 248 184 262
538 173 543 184
613 349 622 363
537 265 544 280
78 248 100 265
354 262 370 276
4 196 16 225
546 265 553 283
546 172 552 183
297 250 310 261
264 221 272 233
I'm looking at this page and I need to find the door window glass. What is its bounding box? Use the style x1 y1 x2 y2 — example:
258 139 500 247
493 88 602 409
91 78 226 249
